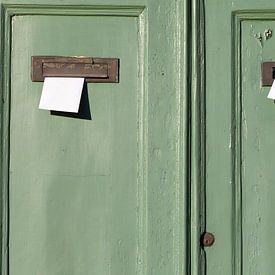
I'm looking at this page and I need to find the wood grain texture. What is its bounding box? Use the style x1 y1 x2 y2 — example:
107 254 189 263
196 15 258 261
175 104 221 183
0 2 189 275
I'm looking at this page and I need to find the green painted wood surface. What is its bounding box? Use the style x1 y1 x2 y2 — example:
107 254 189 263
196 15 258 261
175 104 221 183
10 14 139 275
0 1 189 275
241 20 275 275
205 1 275 275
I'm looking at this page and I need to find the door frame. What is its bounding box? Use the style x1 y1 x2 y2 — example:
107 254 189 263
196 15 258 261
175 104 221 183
190 0 206 274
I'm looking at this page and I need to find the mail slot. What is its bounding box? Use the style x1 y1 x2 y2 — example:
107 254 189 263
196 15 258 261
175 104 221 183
262 61 275 86
32 56 119 83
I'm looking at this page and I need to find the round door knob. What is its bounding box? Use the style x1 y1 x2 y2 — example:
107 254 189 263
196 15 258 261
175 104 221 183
201 232 215 247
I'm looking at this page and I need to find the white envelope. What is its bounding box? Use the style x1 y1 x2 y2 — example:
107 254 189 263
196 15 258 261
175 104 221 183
267 79 275 100
39 77 85 113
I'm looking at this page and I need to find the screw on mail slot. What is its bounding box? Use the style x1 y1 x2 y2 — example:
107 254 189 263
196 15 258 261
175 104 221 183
32 56 119 83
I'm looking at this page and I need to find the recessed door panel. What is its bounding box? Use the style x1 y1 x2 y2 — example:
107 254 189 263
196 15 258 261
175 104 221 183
10 14 138 275
241 20 275 275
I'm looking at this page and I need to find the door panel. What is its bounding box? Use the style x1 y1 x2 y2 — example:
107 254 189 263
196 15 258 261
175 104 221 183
241 20 275 275
10 15 138 275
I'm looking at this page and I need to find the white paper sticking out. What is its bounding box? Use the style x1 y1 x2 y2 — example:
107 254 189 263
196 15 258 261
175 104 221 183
39 77 85 113
267 79 275 100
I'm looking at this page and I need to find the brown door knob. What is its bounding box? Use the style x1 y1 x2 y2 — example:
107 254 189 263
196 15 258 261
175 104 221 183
201 232 215 247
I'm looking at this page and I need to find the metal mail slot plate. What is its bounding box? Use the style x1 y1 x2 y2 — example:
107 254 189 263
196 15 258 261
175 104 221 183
32 56 119 83
262 61 275 86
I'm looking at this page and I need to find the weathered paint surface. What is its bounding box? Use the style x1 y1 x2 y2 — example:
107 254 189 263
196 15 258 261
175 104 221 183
205 1 275 274
0 1 189 275
10 14 140 275
241 20 275 275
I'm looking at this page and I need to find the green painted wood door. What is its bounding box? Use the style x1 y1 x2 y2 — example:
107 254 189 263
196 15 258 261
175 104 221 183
204 1 275 274
0 1 189 275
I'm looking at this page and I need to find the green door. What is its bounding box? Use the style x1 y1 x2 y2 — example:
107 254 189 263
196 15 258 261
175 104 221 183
0 1 189 275
204 1 275 274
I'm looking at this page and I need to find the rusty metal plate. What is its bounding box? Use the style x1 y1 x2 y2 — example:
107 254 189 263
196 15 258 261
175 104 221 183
262 61 275 86
32 56 119 83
